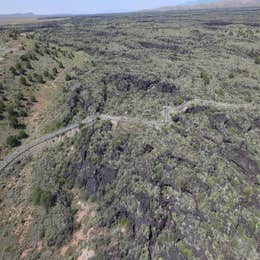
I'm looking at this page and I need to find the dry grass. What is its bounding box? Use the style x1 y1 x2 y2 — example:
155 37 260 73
0 17 69 26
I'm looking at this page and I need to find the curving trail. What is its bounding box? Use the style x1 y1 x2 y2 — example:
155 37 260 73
0 115 163 172
0 99 258 172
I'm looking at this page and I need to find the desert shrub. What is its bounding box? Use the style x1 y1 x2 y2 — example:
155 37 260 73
20 54 29 62
18 110 28 117
112 137 122 150
180 179 189 192
38 75 45 84
33 72 39 80
15 91 24 102
200 70 210 85
178 241 192 259
34 42 40 51
9 31 17 40
229 72 235 79
16 63 22 71
6 105 17 116
18 130 28 139
29 52 37 60
177 96 184 105
20 76 27 85
215 88 224 96
44 70 49 78
244 95 252 103
25 61 33 69
52 67 58 76
9 66 17 76
34 73 45 84
30 95 37 103
154 163 163 182
32 186 53 209
32 186 42 205
255 56 260 64
6 135 21 147
16 63 26 74
40 191 52 208
58 61 64 69
65 74 72 81
44 47 50 55
9 115 19 128
27 74 33 82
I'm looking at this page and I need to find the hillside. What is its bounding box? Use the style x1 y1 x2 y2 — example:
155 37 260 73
158 0 260 10
0 8 260 260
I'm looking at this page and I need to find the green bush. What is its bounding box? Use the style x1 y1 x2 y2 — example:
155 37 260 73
6 135 21 147
20 54 29 62
18 110 28 117
200 70 210 85
32 187 52 209
180 179 189 192
9 115 19 128
34 73 45 84
229 72 235 79
44 70 49 78
15 91 24 102
9 66 17 76
18 130 28 139
58 61 64 69
32 186 42 205
6 105 17 116
215 88 224 96
34 42 40 50
65 74 72 81
255 56 260 64
244 95 252 103
25 61 33 69
52 67 58 76
27 74 33 82
39 191 52 208
9 31 17 40
20 76 27 85
178 241 192 259
177 96 184 105
16 63 26 74
30 95 37 103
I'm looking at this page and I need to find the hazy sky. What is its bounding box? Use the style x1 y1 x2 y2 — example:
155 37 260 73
1 0 215 14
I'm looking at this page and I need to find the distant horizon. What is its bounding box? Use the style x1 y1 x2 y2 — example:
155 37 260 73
0 0 216 15
1 0 260 16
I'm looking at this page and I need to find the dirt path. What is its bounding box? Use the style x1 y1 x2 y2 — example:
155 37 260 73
26 85 51 138
60 200 96 259
25 76 61 140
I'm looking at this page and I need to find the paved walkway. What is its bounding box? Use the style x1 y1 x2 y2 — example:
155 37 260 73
1 100 258 172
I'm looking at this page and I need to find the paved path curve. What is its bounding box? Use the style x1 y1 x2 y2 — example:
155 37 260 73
0 99 258 172
0 115 163 172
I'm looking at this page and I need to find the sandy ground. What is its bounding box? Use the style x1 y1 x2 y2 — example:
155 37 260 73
60 200 96 259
